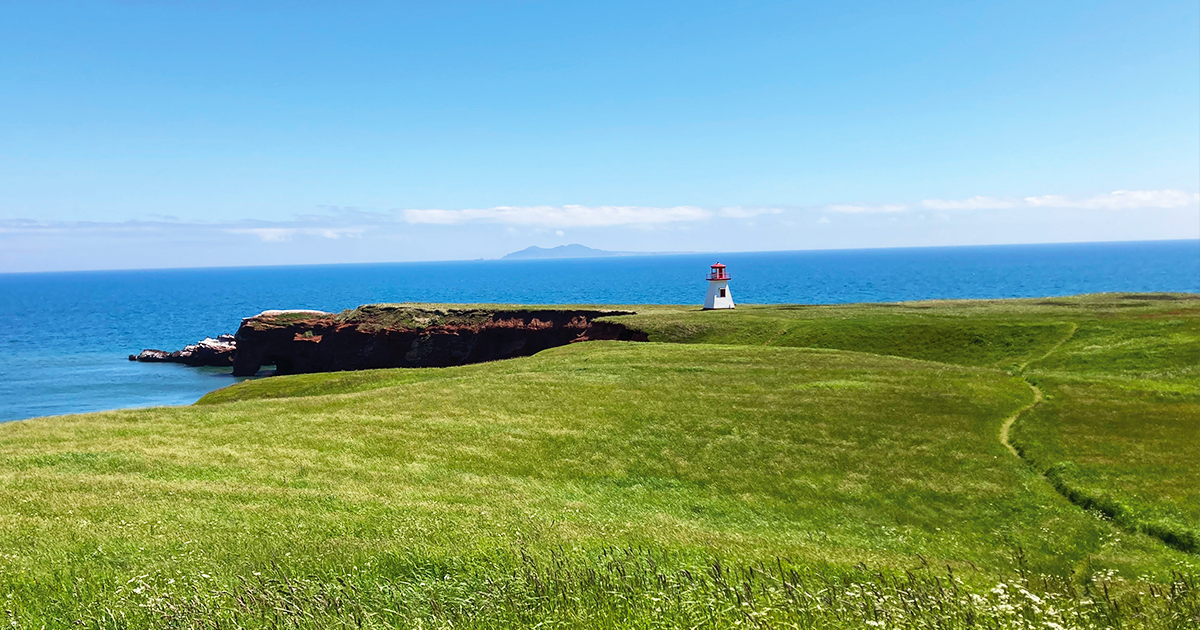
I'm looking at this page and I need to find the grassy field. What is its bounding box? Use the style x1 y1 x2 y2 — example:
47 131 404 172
0 294 1196 628
610 294 1200 556
1015 305 1200 554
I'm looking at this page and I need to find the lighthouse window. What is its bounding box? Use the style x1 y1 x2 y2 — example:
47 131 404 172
719 288 727 298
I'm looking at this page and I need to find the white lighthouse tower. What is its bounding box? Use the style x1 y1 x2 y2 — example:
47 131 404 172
703 262 735 310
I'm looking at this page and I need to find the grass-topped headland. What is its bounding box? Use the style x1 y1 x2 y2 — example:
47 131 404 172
230 304 646 376
241 303 638 332
1 293 1196 627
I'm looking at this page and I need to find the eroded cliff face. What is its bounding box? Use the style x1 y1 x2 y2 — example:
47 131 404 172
230 306 646 376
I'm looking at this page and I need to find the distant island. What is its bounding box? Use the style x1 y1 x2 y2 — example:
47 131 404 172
502 244 632 260
503 244 687 260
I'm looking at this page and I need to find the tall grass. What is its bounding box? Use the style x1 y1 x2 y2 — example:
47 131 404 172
33 549 1198 629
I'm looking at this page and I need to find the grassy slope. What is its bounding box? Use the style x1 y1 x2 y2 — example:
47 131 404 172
611 301 1078 368
611 294 1200 554
1016 305 1200 552
0 294 1196 627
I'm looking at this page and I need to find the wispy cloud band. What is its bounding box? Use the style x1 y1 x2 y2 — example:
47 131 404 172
2 190 1193 243
400 204 785 228
402 205 716 227
225 227 366 242
828 189 1199 214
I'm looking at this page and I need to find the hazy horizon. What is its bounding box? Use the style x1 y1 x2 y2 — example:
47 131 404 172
2 237 1197 276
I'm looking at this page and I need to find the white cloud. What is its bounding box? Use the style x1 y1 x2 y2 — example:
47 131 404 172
1024 189 1199 210
825 203 909 214
717 206 784 219
226 227 295 242
918 196 1020 211
225 227 366 242
402 205 711 227
827 189 1199 214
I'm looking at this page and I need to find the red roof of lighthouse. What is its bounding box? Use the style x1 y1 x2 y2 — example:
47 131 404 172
710 262 726 268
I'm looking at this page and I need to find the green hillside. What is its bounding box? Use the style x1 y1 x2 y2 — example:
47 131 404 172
0 294 1196 628
609 293 1200 555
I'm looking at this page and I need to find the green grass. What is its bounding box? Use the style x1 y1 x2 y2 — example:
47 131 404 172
612 295 1200 554
0 294 1197 627
613 301 1080 368
1015 308 1200 554
611 295 1200 555
243 303 638 333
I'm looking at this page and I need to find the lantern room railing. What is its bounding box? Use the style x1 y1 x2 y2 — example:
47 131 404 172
707 268 730 281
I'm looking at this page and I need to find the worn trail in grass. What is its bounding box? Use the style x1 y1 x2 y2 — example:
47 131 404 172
999 322 1078 457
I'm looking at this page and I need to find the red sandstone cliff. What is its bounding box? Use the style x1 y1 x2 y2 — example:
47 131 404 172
230 306 647 376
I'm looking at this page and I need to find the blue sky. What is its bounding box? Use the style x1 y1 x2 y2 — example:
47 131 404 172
1 0 1197 272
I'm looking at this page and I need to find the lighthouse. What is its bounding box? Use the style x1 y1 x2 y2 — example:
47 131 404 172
703 263 735 310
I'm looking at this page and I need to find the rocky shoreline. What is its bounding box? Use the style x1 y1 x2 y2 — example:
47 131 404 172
128 334 238 367
130 306 647 376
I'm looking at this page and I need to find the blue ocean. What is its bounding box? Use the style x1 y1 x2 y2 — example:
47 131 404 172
1 240 1197 423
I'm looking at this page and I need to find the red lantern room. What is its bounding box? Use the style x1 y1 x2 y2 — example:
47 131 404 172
707 263 730 281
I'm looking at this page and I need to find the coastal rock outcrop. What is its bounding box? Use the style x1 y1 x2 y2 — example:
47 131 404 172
230 306 647 376
129 334 238 367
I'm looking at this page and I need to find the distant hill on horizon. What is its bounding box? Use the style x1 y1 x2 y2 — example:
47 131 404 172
501 244 637 260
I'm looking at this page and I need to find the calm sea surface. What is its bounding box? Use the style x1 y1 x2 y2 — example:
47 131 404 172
1 240 1197 422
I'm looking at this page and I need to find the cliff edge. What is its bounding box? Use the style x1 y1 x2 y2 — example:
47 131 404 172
230 305 647 376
